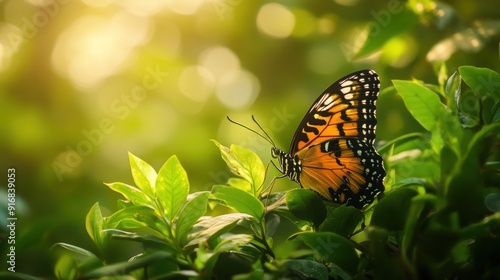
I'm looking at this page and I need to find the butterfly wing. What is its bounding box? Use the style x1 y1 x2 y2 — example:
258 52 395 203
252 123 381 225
296 138 385 208
289 69 380 155
289 69 384 208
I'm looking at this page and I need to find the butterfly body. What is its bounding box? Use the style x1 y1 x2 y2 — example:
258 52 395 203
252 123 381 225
273 69 385 208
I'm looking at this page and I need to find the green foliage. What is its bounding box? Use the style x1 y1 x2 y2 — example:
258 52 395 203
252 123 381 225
52 66 500 279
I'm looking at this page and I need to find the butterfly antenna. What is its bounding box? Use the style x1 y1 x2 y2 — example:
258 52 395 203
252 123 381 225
226 116 275 146
251 115 276 147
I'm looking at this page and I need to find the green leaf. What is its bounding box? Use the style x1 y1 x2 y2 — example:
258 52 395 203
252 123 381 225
446 70 461 113
319 205 363 238
371 187 419 231
365 226 409 279
213 234 254 253
456 89 480 128
459 66 500 101
0 272 44 280
283 259 329 280
286 189 326 229
393 80 444 132
54 254 78 280
51 243 98 258
440 145 458 181
105 205 169 237
83 251 172 278
85 202 107 253
491 99 500 123
129 152 157 198
104 229 169 247
211 185 264 220
401 194 437 258
445 123 500 225
355 6 419 58
105 182 153 207
212 140 265 196
156 155 189 221
187 213 254 247
51 243 102 279
295 232 358 277
176 191 210 245
461 213 500 238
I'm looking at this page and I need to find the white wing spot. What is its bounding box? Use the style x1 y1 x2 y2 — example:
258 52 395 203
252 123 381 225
340 80 354 87
324 96 334 105
340 87 351 94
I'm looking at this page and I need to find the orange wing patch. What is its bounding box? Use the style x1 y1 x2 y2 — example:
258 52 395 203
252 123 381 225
296 138 384 206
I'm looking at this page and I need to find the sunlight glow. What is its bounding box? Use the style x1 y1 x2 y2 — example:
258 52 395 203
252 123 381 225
167 0 205 15
114 0 167 16
333 0 361 6
256 3 295 39
199 46 241 81
51 12 150 88
0 23 20 72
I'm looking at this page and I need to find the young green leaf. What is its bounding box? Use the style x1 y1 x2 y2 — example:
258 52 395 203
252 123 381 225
54 253 78 280
105 182 153 207
187 213 254 247
286 189 326 229
128 152 157 198
51 243 99 258
445 70 461 113
156 155 189 221
211 185 264 220
393 80 444 132
104 205 169 237
176 191 210 245
85 202 107 254
212 140 265 196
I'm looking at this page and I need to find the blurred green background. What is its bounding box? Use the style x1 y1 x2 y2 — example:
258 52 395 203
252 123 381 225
0 0 498 276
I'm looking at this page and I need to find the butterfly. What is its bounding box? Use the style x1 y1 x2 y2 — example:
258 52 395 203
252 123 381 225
230 69 385 208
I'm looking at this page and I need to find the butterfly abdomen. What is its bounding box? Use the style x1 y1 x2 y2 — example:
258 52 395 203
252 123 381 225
272 147 302 183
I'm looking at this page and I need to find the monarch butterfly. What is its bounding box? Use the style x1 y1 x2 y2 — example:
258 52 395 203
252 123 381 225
230 69 385 208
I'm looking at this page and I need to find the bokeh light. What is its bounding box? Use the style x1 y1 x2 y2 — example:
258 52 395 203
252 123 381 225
51 12 151 88
216 69 260 109
256 3 295 38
